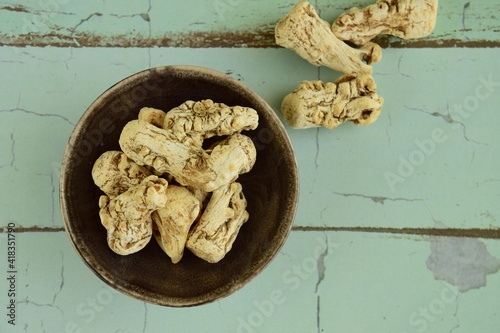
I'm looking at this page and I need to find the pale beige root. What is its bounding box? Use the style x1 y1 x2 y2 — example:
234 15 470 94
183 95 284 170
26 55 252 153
186 182 249 263
281 74 384 129
99 175 168 225
331 0 438 45
183 133 257 191
275 1 381 74
119 120 256 192
102 199 153 255
119 119 202 179
138 107 167 128
98 176 168 255
163 99 259 146
359 42 383 65
100 196 153 255
187 186 209 207
92 151 152 197
152 185 201 264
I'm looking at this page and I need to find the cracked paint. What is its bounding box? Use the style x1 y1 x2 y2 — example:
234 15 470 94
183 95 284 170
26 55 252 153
18 297 64 317
316 295 321 333
426 228 500 292
142 303 148 333
52 251 65 304
449 294 461 333
70 12 103 35
0 108 75 126
398 53 414 80
0 226 65 233
332 191 422 205
0 105 73 227
404 105 456 125
17 297 66 333
50 170 59 226
453 122 489 146
0 0 499 47
0 132 17 170
314 234 329 293
404 104 488 145
0 5 30 13
0 9 498 330
462 2 471 37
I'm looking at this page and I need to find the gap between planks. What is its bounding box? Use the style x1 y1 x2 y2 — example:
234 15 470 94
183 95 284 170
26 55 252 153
293 226 500 240
1 32 499 48
1 226 499 239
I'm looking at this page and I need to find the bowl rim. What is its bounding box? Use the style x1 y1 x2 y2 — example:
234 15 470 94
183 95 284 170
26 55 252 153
60 65 299 306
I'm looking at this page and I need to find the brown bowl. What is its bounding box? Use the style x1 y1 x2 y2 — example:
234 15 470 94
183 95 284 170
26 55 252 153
60 65 299 307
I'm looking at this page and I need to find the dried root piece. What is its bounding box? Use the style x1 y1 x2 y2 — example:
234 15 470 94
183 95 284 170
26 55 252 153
120 119 202 179
152 185 201 264
281 74 384 129
119 120 256 192
94 99 259 261
332 0 439 45
183 134 256 191
275 1 381 74
92 151 152 197
138 107 167 128
99 175 168 225
186 182 249 263
100 202 153 256
187 186 209 207
98 175 168 255
163 99 259 145
359 42 383 65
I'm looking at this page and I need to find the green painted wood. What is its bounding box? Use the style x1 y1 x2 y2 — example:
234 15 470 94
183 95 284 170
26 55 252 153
1 47 499 232
1 231 499 332
0 1 499 332
0 0 499 47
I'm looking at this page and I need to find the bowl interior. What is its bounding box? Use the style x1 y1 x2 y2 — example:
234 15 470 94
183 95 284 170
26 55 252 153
60 66 298 306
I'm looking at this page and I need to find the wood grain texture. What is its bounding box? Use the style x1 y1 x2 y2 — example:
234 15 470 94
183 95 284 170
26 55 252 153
0 0 498 48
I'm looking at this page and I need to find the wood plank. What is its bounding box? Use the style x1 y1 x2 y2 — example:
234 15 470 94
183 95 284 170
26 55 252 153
0 0 498 48
1 232 499 332
1 47 499 235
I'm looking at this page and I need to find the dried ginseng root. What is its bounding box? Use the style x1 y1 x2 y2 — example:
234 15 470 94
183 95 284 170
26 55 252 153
331 0 439 45
281 74 384 129
98 175 168 255
93 98 259 262
275 0 382 74
119 120 256 192
92 150 152 197
152 185 201 264
186 182 249 263
163 99 259 146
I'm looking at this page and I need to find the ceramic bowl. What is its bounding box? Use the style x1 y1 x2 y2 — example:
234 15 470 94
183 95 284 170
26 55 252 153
60 65 299 307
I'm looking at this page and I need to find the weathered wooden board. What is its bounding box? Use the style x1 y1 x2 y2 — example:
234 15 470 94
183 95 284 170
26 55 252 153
1 46 499 238
0 1 499 332
1 231 499 332
0 0 499 48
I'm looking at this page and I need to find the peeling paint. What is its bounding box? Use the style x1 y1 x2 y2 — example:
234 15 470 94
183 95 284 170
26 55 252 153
314 234 329 293
426 235 500 292
0 5 30 13
1 31 499 48
0 226 65 233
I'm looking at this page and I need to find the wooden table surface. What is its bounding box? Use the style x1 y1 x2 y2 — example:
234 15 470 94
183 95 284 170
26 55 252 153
1 1 499 332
